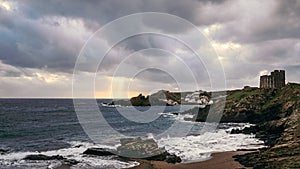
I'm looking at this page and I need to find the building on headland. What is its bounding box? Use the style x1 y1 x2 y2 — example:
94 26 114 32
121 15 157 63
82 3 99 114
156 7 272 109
260 70 285 88
184 91 213 105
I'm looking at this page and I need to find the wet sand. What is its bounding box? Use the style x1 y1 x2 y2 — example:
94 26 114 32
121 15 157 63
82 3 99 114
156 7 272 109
128 151 250 169
55 164 71 169
55 151 251 169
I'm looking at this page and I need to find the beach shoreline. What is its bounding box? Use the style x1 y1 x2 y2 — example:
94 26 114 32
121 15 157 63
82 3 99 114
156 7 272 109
54 151 252 169
126 151 252 169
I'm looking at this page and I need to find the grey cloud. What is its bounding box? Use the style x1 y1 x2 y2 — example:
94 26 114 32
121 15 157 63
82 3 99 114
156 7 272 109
0 12 85 72
214 0 300 43
285 65 300 83
0 70 21 77
95 34 210 86
21 0 227 25
243 39 300 66
2 0 299 73
1 0 300 98
0 0 243 73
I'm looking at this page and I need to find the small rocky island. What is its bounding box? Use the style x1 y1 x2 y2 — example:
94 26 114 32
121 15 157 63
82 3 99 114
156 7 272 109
111 90 212 106
116 137 181 163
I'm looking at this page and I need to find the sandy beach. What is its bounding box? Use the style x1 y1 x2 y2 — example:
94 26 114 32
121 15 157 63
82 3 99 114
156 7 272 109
54 151 250 169
128 151 249 169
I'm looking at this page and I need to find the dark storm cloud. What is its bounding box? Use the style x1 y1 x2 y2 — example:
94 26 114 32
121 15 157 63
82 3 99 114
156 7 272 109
1 0 299 73
0 8 85 72
214 0 300 43
0 0 300 98
20 0 227 25
243 39 300 66
0 0 230 73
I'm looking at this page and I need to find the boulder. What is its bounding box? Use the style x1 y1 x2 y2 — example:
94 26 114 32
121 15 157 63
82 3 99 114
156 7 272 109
83 148 115 156
165 154 182 163
24 154 65 161
117 137 181 163
0 148 9 155
64 159 79 165
117 137 163 158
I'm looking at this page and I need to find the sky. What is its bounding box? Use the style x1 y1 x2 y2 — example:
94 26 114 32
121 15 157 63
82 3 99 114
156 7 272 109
0 0 300 98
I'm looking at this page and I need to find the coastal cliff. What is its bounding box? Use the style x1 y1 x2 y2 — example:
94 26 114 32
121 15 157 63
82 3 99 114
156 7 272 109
231 83 300 168
182 83 300 168
182 83 299 123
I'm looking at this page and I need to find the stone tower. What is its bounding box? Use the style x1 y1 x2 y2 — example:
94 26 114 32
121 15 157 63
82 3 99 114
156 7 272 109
260 70 285 88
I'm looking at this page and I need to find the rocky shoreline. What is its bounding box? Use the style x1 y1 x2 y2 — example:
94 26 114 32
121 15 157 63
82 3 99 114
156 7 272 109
22 137 181 169
115 83 300 168
225 83 300 168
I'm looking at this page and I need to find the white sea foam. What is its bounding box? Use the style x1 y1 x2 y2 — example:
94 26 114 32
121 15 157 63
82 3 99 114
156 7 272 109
157 129 264 162
223 123 255 132
175 114 194 122
101 103 122 108
0 141 139 169
158 112 195 123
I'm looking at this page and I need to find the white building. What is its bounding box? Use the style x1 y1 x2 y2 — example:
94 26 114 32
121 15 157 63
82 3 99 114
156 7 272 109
184 91 213 105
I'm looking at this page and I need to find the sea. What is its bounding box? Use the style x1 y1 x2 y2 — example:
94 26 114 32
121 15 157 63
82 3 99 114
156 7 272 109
0 99 264 169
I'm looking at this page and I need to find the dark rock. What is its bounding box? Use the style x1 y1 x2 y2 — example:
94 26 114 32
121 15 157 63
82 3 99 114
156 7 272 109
120 137 141 145
117 137 181 163
83 148 115 156
0 148 9 154
130 94 151 106
64 159 79 165
113 90 182 106
117 137 164 158
231 122 285 147
74 144 83 148
232 83 300 168
24 154 65 161
165 154 182 163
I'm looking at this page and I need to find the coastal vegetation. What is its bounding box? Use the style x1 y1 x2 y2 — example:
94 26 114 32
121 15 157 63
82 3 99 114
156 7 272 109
227 83 300 168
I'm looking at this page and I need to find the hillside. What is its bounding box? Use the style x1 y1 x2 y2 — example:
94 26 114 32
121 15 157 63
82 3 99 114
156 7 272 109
182 83 299 123
182 83 300 168
232 83 300 168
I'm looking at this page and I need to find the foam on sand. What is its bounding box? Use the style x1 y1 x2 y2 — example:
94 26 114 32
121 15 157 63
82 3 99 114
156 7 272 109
158 130 264 162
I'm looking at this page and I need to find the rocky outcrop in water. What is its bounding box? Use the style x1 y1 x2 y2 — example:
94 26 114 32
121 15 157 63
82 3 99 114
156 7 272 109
81 137 181 164
24 154 65 161
0 148 9 155
23 154 79 166
83 148 115 156
117 137 181 163
112 90 183 106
